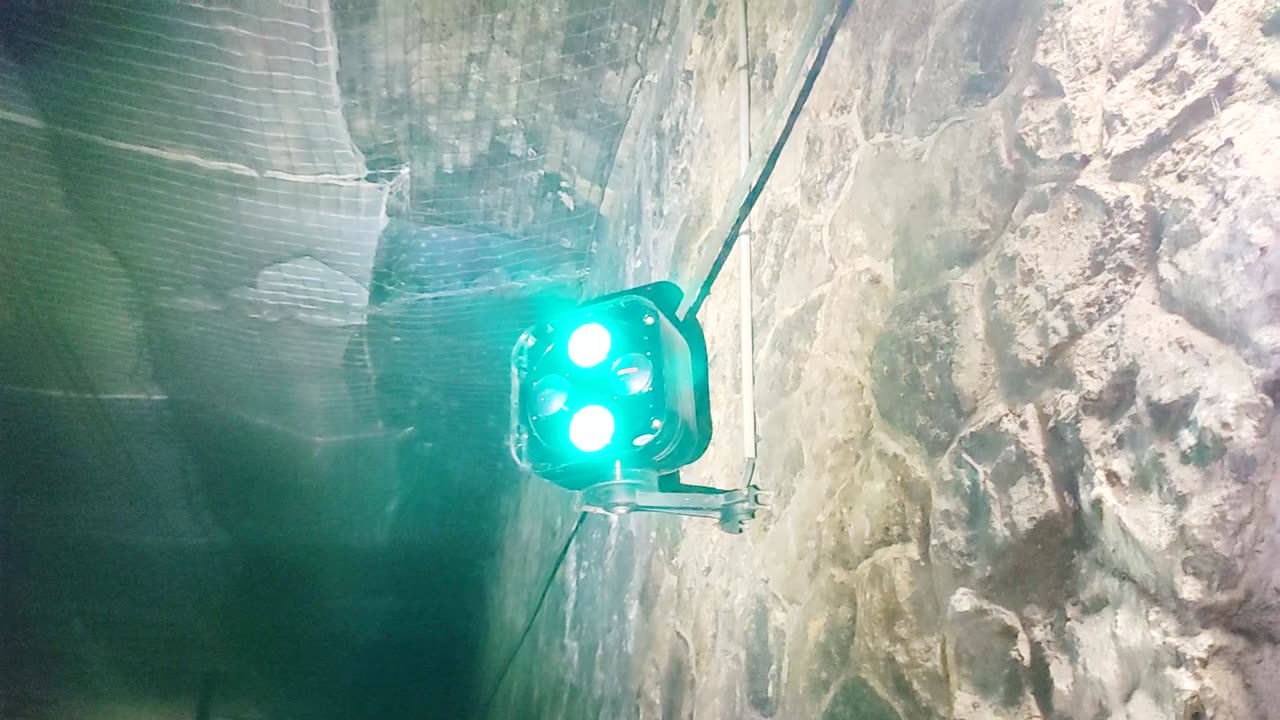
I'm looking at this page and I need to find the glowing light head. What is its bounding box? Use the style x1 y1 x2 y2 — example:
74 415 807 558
567 323 610 368
569 405 614 452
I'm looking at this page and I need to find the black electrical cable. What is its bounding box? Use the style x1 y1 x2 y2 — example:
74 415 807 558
194 674 215 720
684 0 854 320
0 258 139 480
479 510 588 718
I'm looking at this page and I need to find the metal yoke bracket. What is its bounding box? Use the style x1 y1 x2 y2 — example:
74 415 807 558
580 467 770 534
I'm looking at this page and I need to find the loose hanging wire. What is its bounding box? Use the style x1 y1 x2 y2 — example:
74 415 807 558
479 510 588 718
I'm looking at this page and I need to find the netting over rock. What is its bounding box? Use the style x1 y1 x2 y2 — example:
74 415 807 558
0 0 658 441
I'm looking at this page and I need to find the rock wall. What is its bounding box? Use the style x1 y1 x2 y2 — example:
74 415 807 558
482 1 1279 718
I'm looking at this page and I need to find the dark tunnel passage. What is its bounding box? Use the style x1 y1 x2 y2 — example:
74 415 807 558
0 310 514 719
0 0 640 717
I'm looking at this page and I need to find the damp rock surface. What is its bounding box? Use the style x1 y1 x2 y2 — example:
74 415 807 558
482 1 1279 719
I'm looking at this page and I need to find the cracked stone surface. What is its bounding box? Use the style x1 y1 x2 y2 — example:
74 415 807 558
483 1 1279 719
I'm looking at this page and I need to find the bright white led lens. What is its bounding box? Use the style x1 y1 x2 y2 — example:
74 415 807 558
569 405 614 452
567 323 610 368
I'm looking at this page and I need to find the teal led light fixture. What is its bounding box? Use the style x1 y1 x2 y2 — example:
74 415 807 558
509 281 712 490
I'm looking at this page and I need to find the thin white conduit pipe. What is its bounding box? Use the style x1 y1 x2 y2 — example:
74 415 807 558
737 0 758 467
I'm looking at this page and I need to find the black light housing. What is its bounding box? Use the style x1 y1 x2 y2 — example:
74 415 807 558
509 281 712 490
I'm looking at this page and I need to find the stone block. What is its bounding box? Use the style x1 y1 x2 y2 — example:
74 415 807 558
1103 20 1238 178
904 0 1037 126
1112 295 1271 597
1018 1 1109 162
755 293 824 413
841 0 940 138
1019 0 1224 163
988 177 1151 380
799 598 857 701
751 198 832 332
945 588 1042 720
846 0 1038 137
930 405 1078 608
1054 578 1188 720
1150 104 1280 375
895 116 1028 289
1038 289 1276 614
852 545 949 720
871 288 967 456
1122 294 1269 464
822 676 902 720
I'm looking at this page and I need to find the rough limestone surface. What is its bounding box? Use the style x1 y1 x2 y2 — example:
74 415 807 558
481 1 1279 719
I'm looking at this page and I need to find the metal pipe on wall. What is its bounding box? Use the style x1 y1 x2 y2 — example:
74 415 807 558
736 0 758 468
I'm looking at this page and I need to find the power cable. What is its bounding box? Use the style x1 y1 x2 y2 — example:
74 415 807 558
479 510 588 719
684 0 854 320
0 256 142 482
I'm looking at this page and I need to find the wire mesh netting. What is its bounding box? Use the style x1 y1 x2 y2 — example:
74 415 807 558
0 3 668 713
0 0 661 442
